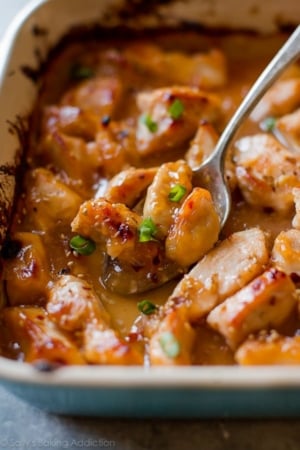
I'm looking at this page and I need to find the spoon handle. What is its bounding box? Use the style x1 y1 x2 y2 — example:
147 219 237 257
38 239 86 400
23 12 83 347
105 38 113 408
214 25 300 166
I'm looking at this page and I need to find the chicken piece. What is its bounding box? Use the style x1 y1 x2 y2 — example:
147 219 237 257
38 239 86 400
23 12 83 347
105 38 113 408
166 188 220 267
61 76 123 118
276 108 300 151
41 105 99 142
185 121 219 168
103 167 157 207
292 187 300 229
47 275 142 365
39 130 103 193
236 334 300 365
207 268 296 349
0 307 85 365
171 228 269 317
149 307 195 366
234 133 300 213
71 198 141 258
148 228 269 364
93 126 128 177
143 160 192 237
24 168 82 232
2 232 51 306
251 78 300 122
136 86 221 156
123 43 227 89
271 229 300 276
71 198 179 294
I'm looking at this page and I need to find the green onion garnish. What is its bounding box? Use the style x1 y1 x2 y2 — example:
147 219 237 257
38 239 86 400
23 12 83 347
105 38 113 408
137 300 158 315
159 331 180 358
168 99 184 120
69 235 96 255
70 64 95 80
261 116 276 132
168 184 187 202
138 218 157 242
140 114 158 133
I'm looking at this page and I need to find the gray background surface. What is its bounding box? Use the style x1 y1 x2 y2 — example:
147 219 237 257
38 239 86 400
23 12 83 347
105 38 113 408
1 385 300 450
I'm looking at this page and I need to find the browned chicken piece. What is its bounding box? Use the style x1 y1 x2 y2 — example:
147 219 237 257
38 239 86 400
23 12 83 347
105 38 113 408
136 86 222 156
123 43 227 89
103 166 157 208
24 168 83 232
39 129 103 194
41 105 100 142
292 187 300 228
92 126 129 177
61 76 123 118
171 227 269 317
149 307 196 366
185 121 219 168
236 334 300 365
234 133 300 213
276 108 300 151
251 78 300 122
165 188 220 267
271 229 300 275
71 198 179 294
0 307 85 365
148 228 268 365
207 268 296 350
143 160 192 237
47 275 143 365
3 232 51 306
71 198 141 258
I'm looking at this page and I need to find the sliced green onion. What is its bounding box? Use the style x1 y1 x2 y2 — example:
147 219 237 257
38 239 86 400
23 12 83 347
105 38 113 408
159 331 180 358
261 116 276 132
168 184 187 202
70 64 95 80
138 217 157 242
137 300 158 315
140 114 158 133
168 99 184 120
69 235 96 255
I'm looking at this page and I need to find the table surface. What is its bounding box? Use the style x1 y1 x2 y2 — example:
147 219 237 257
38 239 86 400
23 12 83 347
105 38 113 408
1 2 300 449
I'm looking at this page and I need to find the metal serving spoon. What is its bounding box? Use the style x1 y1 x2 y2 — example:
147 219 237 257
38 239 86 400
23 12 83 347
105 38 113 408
103 26 300 294
193 25 300 227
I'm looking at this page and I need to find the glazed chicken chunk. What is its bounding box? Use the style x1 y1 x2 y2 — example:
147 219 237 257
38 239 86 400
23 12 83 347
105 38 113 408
234 133 300 213
271 229 300 276
251 77 300 122
61 76 124 118
47 275 142 365
236 334 300 365
165 187 220 267
24 168 83 232
136 86 221 156
276 108 300 152
0 307 85 365
123 43 227 89
143 160 192 237
2 232 51 306
207 268 296 349
71 198 179 294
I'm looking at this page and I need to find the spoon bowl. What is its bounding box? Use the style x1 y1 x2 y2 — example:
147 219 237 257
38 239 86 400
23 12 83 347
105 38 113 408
194 25 300 227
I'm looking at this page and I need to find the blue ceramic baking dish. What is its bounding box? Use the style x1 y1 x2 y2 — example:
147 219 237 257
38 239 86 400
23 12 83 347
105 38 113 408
1 0 300 417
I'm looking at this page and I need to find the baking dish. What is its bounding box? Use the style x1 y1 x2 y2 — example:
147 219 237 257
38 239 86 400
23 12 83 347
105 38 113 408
1 0 300 417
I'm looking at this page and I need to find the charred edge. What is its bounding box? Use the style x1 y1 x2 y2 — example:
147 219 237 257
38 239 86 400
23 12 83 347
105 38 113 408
31 24 49 37
2 116 30 246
